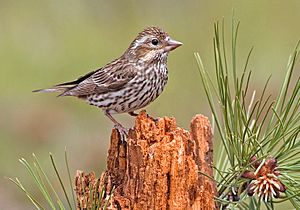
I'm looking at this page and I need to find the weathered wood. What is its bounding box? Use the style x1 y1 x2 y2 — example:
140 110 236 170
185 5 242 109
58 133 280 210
75 111 216 210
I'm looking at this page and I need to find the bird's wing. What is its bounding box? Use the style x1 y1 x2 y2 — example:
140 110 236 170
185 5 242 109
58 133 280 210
62 59 137 97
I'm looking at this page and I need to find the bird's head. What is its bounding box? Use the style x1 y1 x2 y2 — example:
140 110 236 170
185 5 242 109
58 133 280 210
126 27 182 62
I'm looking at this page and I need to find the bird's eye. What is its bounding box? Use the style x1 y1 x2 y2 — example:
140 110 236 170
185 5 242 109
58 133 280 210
151 38 159 46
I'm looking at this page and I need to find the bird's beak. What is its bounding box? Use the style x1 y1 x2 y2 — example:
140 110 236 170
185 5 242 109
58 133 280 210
164 38 183 52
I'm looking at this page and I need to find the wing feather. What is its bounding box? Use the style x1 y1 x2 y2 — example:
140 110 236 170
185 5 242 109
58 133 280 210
62 59 137 97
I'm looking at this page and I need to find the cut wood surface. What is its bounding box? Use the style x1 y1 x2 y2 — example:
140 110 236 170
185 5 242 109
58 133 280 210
75 111 216 210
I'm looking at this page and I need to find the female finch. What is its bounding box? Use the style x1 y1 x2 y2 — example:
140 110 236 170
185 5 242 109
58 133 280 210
34 27 182 138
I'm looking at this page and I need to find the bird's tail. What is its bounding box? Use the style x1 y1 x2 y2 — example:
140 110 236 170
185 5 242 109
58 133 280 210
32 84 75 96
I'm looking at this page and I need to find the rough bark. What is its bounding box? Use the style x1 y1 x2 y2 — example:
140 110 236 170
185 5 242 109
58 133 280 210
75 111 216 210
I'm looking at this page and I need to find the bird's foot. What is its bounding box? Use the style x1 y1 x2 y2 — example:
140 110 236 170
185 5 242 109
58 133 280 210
147 114 159 123
128 111 159 123
114 124 129 143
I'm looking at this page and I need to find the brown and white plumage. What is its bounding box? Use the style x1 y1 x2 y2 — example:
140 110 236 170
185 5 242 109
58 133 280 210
34 26 182 136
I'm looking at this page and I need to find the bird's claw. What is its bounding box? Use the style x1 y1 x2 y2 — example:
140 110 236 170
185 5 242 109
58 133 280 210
147 114 159 123
114 124 129 143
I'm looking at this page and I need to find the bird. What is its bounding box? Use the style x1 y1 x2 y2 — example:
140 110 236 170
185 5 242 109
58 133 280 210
34 26 182 138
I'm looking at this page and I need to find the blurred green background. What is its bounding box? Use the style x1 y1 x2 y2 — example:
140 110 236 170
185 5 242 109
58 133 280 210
1 0 299 209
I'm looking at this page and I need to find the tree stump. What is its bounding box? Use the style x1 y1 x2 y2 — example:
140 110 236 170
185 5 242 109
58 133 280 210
75 111 216 210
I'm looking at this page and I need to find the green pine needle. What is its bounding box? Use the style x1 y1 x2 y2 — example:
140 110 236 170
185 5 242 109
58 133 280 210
195 17 300 209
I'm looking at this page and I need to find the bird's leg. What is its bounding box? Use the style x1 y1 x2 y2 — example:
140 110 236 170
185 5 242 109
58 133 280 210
104 110 128 142
128 111 138 117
